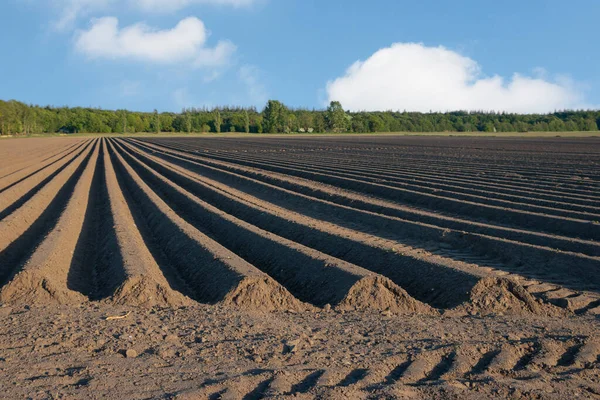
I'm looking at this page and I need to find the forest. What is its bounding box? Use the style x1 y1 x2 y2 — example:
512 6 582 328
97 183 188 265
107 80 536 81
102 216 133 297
0 99 598 135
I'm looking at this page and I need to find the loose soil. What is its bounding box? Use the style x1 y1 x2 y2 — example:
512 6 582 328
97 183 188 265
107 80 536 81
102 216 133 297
0 135 598 399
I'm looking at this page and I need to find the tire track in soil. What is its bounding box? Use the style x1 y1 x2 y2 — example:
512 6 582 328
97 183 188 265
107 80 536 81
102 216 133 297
189 335 599 397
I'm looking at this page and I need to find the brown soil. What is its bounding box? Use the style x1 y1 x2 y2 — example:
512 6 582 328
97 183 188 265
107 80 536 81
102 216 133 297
0 135 598 398
460 277 554 316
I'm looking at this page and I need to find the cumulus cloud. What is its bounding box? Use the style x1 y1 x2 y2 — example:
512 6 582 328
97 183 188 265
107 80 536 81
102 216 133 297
52 0 113 31
75 17 235 66
48 0 255 30
133 0 256 13
326 43 589 113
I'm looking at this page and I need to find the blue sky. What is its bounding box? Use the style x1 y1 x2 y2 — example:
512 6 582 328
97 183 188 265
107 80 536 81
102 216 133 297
0 0 598 112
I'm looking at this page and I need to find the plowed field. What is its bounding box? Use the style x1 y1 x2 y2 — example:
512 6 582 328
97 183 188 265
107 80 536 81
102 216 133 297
0 135 598 399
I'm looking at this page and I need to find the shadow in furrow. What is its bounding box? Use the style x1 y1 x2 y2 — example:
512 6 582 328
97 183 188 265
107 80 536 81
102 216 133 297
425 353 456 381
117 139 478 308
68 142 126 300
557 344 583 367
112 139 362 307
107 141 235 304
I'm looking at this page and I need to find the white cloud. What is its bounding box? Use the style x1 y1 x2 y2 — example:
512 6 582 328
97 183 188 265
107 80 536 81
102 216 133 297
75 17 235 67
326 43 590 113
52 0 113 31
133 0 256 13
47 0 256 29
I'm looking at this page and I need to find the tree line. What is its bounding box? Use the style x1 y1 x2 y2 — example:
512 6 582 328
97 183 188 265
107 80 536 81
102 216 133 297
0 99 598 135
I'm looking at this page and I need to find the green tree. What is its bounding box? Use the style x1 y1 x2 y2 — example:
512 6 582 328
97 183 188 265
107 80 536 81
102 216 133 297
548 118 565 132
262 100 288 133
313 112 326 133
585 118 598 131
565 120 578 131
326 101 348 132
244 110 250 134
116 110 128 133
214 110 222 133
368 115 385 132
160 114 174 132
185 112 192 133
152 110 160 133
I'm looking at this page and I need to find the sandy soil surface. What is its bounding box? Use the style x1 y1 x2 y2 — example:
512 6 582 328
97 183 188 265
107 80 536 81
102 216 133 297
0 135 598 398
0 304 599 399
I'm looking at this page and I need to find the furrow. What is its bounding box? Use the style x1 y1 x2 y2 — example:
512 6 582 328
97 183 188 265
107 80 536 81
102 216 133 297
107 139 306 311
0 140 99 304
117 138 557 313
0 140 88 193
172 147 600 239
0 141 94 287
67 140 125 300
152 138 600 198
0 140 94 221
130 138 600 257
235 148 600 205
126 139 600 297
178 148 600 217
97 139 189 308
0 139 83 179
110 139 430 312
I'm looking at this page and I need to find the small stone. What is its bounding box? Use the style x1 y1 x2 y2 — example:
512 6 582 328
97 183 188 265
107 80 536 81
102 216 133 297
323 304 331 312
126 349 138 358
284 339 301 354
